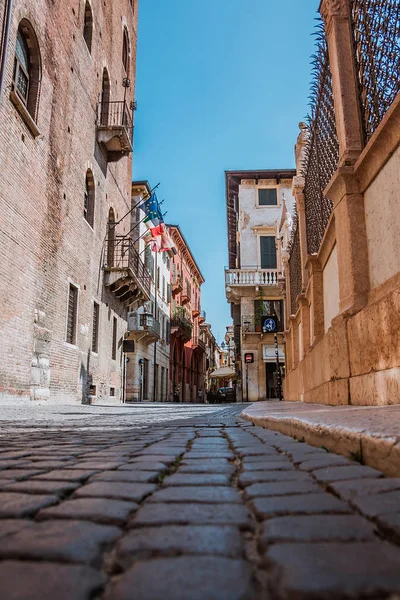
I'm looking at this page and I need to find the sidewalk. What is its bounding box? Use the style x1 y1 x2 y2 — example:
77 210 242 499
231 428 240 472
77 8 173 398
242 401 400 476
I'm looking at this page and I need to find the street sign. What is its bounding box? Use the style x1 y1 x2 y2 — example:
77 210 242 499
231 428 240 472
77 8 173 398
244 353 254 364
262 316 277 333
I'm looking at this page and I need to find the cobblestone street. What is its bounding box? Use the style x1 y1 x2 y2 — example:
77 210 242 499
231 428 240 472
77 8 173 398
1 403 400 599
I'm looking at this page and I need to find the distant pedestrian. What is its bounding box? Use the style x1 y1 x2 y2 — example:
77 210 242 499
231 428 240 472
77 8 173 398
198 389 203 402
173 387 180 403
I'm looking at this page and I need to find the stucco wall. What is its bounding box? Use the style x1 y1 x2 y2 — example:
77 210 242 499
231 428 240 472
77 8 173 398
323 245 340 333
238 182 294 268
365 144 400 289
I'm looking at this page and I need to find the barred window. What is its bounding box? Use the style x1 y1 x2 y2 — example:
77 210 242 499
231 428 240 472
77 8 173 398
122 28 130 73
112 316 117 360
258 188 277 206
66 284 78 344
92 302 99 353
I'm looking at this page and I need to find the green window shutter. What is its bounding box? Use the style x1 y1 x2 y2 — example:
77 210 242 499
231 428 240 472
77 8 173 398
258 189 278 206
260 236 277 269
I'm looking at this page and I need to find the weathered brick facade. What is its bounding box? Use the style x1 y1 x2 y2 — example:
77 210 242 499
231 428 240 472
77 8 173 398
0 0 138 403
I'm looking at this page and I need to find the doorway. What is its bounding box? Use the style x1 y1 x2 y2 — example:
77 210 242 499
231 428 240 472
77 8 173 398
265 362 284 399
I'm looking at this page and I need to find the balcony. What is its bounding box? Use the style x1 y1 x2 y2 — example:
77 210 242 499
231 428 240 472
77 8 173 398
97 101 133 162
192 306 200 318
199 310 206 324
171 310 192 343
225 268 279 286
192 335 206 352
181 291 191 305
104 233 151 309
127 313 160 345
171 274 183 296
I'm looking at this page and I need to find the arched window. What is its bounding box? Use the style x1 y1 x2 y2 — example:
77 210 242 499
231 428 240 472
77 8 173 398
83 1 93 53
13 20 41 121
122 28 130 74
107 208 116 267
84 170 95 228
100 68 110 126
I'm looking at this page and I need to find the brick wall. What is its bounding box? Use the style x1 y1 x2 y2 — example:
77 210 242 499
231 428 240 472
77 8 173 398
0 0 138 403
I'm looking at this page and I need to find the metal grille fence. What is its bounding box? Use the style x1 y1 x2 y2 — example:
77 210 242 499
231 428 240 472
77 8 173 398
304 27 339 255
289 224 302 316
351 0 400 142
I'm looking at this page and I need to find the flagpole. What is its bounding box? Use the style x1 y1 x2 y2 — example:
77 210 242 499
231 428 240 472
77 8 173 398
152 250 158 403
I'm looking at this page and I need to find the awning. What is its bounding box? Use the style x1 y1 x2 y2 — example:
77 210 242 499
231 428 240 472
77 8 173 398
210 366 237 379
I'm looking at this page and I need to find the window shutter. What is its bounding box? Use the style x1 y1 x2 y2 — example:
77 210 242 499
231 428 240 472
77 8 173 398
258 189 278 206
260 236 277 269
167 283 172 303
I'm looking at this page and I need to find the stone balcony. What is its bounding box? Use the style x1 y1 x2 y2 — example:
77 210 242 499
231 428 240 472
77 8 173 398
171 313 192 344
225 268 282 302
96 100 133 162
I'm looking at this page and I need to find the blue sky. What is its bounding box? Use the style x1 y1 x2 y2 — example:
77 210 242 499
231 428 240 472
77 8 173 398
133 0 319 344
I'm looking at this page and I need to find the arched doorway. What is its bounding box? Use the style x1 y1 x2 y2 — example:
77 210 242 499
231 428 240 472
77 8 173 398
107 208 115 267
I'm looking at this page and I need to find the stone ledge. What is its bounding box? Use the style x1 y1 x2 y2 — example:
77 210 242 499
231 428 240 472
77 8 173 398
241 401 400 476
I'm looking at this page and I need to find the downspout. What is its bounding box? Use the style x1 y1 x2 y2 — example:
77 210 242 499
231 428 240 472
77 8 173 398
0 0 13 103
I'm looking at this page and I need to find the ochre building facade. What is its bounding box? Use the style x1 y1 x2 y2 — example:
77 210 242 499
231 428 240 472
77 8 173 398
284 0 400 406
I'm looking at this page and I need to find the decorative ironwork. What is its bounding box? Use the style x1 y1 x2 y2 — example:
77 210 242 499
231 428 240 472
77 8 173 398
351 0 400 142
303 24 339 255
289 225 302 316
105 233 152 295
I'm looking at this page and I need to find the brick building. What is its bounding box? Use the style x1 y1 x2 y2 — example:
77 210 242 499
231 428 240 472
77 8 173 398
0 0 141 403
169 225 206 402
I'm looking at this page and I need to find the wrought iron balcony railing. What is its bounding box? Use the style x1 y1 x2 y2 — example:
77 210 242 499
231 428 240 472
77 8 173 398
105 234 151 296
97 100 134 160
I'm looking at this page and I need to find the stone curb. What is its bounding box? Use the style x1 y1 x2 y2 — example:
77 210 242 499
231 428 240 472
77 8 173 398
241 408 400 477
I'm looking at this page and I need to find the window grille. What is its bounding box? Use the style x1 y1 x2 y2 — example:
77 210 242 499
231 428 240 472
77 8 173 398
66 284 78 344
92 302 99 352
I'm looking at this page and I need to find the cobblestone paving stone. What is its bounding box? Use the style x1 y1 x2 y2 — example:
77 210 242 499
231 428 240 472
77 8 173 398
1 402 400 598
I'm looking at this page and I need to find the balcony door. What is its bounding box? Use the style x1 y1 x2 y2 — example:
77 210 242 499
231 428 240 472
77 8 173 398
260 236 277 269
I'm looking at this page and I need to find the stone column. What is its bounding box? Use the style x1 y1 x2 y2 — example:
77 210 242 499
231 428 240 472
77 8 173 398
298 294 310 357
320 0 369 314
292 177 308 291
306 256 324 345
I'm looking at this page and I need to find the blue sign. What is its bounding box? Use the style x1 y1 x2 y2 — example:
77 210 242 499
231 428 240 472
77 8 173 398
262 317 277 333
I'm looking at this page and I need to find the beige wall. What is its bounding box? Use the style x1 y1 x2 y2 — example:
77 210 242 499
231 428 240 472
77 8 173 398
364 145 400 290
323 245 340 333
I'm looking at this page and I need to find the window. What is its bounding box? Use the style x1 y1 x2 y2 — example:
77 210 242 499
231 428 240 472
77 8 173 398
258 188 278 206
143 358 149 399
66 284 78 344
122 28 130 73
260 236 277 269
112 316 117 360
84 170 95 227
162 275 165 299
166 283 172 303
110 387 115 397
166 320 171 344
92 302 99 353
144 245 154 276
83 1 93 52
13 21 41 122
100 68 110 126
157 267 160 289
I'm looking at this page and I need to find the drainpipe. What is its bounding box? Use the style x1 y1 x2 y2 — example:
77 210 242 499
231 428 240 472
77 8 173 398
0 0 13 103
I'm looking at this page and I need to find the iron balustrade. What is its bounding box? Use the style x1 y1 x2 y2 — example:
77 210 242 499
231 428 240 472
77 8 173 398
225 268 279 286
351 0 400 143
171 309 193 340
97 100 133 140
289 224 302 316
105 234 151 295
303 24 339 255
